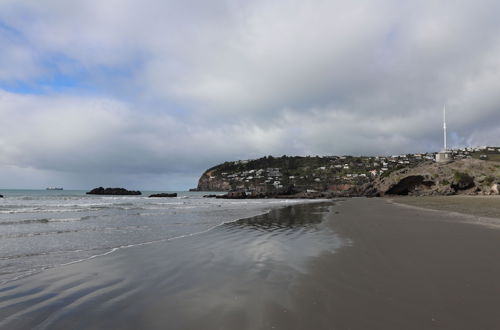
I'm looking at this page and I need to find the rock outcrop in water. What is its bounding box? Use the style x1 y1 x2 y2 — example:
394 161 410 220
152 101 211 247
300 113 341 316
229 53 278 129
149 193 177 197
86 187 141 195
216 191 248 199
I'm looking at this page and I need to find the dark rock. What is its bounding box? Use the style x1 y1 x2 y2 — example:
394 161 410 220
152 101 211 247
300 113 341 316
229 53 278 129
358 183 379 197
86 187 141 195
436 185 456 196
276 191 331 199
216 191 247 199
277 185 298 196
203 194 218 198
451 172 475 191
0 194 3 198
149 193 177 198
385 175 435 195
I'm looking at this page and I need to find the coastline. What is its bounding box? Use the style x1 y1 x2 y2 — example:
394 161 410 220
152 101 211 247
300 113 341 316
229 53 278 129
289 198 500 329
388 195 500 229
2 198 500 329
0 201 340 329
0 193 324 285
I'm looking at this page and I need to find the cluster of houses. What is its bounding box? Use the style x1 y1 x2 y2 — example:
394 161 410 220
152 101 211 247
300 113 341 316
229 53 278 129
449 146 500 160
220 167 285 191
207 147 500 193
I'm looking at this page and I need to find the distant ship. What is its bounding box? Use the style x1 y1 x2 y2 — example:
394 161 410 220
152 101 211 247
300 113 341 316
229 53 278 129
46 187 63 190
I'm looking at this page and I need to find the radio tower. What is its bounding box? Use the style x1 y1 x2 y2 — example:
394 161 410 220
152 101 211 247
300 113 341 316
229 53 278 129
436 105 452 163
443 105 447 150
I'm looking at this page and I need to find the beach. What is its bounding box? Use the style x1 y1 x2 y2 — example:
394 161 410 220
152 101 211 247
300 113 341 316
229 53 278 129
2 198 500 329
390 195 500 221
292 198 500 329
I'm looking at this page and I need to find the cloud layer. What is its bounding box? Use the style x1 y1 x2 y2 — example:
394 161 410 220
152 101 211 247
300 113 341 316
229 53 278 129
1 0 500 189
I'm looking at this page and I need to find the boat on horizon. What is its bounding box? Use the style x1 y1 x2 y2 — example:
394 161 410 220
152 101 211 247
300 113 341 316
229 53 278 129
46 187 63 190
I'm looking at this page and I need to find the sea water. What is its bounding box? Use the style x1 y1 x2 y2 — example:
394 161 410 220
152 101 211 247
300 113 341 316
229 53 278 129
0 190 316 284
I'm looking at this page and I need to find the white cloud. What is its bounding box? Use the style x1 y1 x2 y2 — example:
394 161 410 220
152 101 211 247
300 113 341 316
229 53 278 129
0 30 42 81
1 0 500 188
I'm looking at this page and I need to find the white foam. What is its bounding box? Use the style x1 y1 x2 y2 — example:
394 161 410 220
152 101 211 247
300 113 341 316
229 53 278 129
56 208 275 268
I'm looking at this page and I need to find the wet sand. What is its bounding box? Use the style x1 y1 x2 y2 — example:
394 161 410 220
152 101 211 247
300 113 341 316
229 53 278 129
291 198 500 329
2 199 500 329
390 195 500 220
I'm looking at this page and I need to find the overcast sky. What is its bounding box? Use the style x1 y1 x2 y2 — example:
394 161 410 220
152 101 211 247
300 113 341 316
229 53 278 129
1 0 500 190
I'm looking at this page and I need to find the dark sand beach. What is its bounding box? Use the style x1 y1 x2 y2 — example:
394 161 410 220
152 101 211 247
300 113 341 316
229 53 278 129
390 195 500 221
2 198 500 329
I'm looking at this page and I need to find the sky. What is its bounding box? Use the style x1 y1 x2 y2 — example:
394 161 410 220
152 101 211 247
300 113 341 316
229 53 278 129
1 0 500 190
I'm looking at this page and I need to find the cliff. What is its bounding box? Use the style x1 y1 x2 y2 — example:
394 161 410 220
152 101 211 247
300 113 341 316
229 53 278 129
373 159 500 196
194 155 422 194
194 152 500 197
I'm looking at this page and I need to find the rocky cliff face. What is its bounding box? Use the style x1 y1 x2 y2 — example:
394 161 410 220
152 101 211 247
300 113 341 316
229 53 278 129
373 159 500 196
196 169 233 191
195 156 500 197
194 156 374 193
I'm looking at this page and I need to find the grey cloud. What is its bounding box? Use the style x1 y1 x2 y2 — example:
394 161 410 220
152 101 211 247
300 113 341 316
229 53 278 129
1 0 500 189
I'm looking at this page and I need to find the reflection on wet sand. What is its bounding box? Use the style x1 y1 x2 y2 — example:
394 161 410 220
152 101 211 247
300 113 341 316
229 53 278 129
228 204 327 230
0 202 345 330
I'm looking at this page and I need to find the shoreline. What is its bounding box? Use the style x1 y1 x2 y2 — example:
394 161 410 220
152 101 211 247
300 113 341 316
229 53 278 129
387 195 500 229
0 201 339 329
2 199 500 329
0 196 328 285
293 197 500 329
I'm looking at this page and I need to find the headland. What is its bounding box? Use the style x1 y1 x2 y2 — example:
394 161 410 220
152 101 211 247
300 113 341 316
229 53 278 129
193 147 500 198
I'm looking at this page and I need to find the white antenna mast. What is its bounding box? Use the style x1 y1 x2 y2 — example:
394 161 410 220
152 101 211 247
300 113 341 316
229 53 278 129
443 105 447 150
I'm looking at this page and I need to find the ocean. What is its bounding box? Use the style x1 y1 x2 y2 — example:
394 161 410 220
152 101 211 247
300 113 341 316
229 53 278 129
0 189 316 284
3 193 500 329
